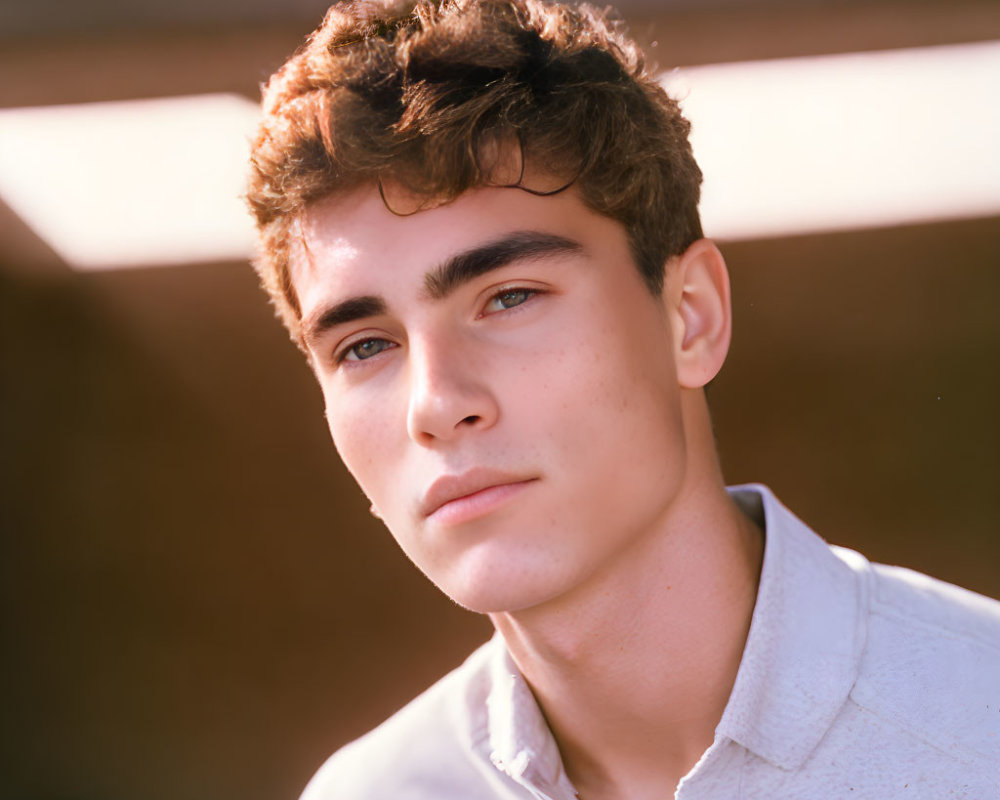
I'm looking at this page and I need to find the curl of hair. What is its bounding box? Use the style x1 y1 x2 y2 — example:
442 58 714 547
246 0 703 344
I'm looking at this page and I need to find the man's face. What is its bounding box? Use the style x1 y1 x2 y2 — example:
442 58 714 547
290 184 692 614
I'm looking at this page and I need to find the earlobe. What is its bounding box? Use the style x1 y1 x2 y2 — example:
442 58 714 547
667 239 733 389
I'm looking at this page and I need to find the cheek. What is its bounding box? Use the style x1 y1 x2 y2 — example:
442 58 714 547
323 391 394 493
553 317 684 475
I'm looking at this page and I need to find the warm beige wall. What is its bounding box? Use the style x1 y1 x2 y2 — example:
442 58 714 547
2 215 997 800
2 2 998 797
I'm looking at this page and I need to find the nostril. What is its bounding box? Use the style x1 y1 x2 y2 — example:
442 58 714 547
460 415 481 426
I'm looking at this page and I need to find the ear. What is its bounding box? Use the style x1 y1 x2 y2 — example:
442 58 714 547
665 239 732 389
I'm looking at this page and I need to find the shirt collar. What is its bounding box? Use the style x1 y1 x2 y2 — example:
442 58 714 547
485 639 577 799
482 484 869 790
719 484 868 770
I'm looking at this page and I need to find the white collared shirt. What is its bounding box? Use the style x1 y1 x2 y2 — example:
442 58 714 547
301 485 1000 799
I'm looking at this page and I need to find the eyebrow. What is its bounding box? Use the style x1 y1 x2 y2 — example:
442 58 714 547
302 295 387 348
301 230 583 347
423 230 583 299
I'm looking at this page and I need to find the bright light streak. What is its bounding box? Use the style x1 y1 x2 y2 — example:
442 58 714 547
0 43 996 271
0 93 260 270
662 40 1000 240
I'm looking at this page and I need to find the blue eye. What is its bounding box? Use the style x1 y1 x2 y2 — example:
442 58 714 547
343 338 394 362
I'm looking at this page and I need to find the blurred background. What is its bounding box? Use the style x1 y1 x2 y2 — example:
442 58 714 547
1 1 998 798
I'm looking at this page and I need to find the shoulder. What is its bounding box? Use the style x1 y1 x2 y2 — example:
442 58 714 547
862 557 1000 645
299 638 505 800
839 551 1000 767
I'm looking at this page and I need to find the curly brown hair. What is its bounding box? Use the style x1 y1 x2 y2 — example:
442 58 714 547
246 0 703 344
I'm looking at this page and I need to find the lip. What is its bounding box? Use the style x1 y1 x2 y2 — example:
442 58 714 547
420 469 536 524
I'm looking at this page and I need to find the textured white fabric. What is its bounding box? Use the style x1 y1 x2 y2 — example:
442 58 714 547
300 485 1000 799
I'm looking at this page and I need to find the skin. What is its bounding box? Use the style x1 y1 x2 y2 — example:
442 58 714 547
289 183 763 798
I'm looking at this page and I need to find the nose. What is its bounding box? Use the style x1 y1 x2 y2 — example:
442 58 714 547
405 337 499 444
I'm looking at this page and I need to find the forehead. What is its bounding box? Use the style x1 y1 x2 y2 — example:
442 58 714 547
288 182 619 315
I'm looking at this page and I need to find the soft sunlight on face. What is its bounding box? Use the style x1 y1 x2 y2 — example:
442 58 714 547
289 185 694 614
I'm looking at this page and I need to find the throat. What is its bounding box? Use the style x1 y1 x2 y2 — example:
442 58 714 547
490 493 764 800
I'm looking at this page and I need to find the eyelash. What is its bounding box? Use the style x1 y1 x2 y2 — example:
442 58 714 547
479 285 539 316
333 285 541 365
336 337 396 364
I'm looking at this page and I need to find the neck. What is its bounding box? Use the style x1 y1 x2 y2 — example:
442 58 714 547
489 395 764 798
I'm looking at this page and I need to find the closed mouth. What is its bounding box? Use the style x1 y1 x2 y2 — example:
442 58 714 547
420 470 536 520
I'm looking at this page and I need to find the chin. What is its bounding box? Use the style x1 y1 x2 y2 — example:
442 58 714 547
433 577 531 615
432 562 576 616
447 591 534 616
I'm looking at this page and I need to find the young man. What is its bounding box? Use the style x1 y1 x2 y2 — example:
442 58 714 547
246 1 1000 797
